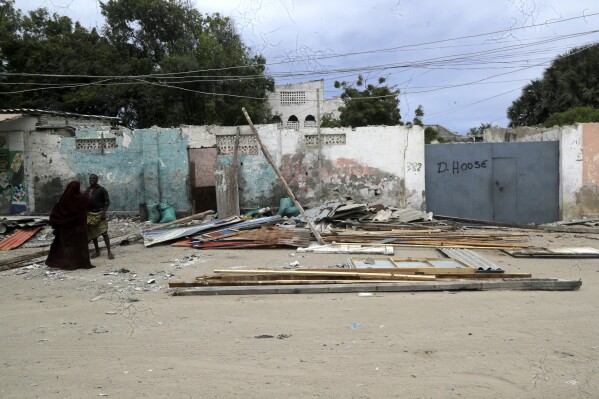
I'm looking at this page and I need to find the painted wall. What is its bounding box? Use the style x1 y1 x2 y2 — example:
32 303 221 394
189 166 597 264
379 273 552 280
582 123 599 216
0 116 37 214
187 124 426 211
28 127 191 214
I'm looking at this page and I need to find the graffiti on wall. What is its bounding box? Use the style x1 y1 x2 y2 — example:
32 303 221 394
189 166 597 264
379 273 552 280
436 159 488 175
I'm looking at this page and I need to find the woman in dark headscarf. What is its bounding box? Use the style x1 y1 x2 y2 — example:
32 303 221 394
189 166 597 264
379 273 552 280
46 181 94 270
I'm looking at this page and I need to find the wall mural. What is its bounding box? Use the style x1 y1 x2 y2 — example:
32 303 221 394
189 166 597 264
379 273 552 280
0 135 9 213
9 150 27 214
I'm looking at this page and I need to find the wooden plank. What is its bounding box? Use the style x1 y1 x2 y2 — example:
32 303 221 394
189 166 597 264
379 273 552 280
297 245 394 254
0 254 48 272
434 273 532 279
215 164 234 218
226 126 241 216
303 267 475 275
171 279 582 295
170 279 435 287
212 269 435 280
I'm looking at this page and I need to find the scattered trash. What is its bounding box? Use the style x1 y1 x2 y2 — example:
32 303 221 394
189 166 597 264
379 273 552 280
349 322 361 330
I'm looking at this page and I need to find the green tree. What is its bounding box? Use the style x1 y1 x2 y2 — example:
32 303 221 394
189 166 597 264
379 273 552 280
413 105 424 126
0 0 274 128
0 4 119 115
543 106 599 127
99 0 274 127
334 75 401 127
467 123 494 135
424 126 443 144
320 113 342 128
508 44 599 127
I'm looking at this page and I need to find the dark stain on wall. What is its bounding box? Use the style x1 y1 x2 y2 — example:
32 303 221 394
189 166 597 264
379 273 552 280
580 184 599 216
36 177 66 213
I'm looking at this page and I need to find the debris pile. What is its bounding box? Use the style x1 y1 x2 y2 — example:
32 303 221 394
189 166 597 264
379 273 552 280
169 253 582 295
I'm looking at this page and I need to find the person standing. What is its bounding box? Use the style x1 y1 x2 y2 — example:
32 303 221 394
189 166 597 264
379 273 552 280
85 174 114 260
46 181 94 270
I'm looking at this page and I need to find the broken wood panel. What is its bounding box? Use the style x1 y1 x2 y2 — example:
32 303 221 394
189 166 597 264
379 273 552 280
214 164 239 218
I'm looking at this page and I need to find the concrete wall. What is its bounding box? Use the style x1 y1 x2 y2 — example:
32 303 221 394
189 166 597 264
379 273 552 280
267 80 343 128
187 124 426 211
483 124 596 220
581 123 599 216
28 127 191 214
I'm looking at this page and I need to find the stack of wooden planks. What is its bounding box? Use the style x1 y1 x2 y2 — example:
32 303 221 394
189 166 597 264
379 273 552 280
322 229 529 249
169 256 582 295
192 226 311 249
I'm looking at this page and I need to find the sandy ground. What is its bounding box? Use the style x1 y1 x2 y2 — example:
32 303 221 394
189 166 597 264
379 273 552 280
1 224 598 399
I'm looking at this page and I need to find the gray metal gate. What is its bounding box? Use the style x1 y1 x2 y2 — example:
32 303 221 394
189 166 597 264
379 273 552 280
425 142 559 224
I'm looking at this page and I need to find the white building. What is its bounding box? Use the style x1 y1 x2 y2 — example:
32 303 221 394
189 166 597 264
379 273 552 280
267 80 344 129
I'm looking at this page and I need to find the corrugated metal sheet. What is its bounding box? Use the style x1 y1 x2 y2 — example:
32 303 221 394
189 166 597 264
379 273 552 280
0 114 22 122
440 248 501 271
0 226 43 251
192 215 284 241
0 108 117 120
390 208 430 223
142 217 241 247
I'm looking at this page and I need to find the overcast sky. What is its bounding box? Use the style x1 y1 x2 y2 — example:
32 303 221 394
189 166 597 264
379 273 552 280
13 0 599 133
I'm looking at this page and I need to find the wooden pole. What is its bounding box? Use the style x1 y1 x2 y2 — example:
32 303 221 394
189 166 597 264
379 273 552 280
242 108 325 245
316 88 323 202
227 126 241 216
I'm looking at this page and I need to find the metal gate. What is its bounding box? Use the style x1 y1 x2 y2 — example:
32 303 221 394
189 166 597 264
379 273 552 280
425 142 559 224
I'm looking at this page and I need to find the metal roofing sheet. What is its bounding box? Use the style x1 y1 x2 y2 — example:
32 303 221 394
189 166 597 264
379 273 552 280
390 208 430 222
0 109 117 120
0 226 43 251
142 216 241 247
0 114 22 122
440 248 501 271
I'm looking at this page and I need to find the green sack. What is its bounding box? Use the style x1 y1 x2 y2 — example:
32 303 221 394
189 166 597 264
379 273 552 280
146 203 161 223
278 196 294 215
159 203 176 224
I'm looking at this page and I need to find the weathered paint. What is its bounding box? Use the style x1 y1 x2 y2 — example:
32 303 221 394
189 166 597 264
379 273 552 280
560 125 584 219
29 127 190 213
189 148 217 187
190 124 426 210
582 123 599 216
